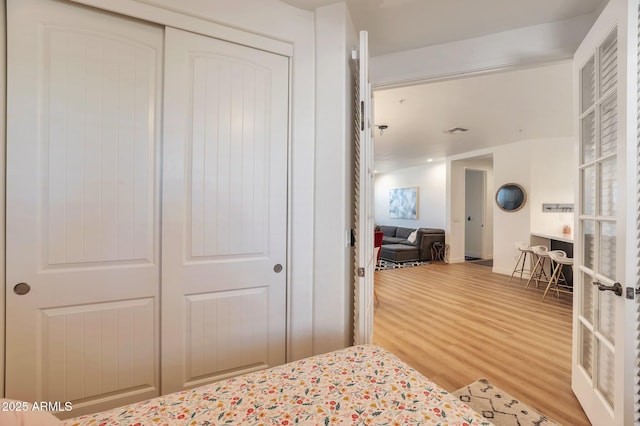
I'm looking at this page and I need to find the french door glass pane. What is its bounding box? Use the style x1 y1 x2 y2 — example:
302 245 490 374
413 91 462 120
599 221 616 280
598 30 617 97
599 157 617 216
581 111 596 164
580 323 594 379
581 56 596 113
581 272 594 322
583 220 596 270
597 342 615 408
599 289 616 344
582 166 596 215
599 94 617 157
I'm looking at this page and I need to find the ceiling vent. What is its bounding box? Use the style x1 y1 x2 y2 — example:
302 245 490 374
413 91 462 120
444 127 468 134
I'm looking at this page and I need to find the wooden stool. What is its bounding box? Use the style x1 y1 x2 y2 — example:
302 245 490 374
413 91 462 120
509 242 534 282
525 245 550 289
544 250 573 300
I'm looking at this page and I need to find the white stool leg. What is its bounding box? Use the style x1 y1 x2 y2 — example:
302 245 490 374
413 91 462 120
509 250 525 282
543 262 561 301
537 257 549 286
525 255 542 289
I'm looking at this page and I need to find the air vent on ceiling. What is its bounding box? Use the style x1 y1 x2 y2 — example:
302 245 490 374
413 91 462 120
444 127 468 134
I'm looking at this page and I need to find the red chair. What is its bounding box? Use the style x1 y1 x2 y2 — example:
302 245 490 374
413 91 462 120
373 230 384 306
374 231 384 264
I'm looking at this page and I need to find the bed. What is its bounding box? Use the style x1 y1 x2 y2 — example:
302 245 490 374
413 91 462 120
63 345 492 425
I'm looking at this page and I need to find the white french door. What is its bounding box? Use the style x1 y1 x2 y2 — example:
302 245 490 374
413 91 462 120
573 0 639 424
161 27 289 393
6 0 162 416
354 31 375 345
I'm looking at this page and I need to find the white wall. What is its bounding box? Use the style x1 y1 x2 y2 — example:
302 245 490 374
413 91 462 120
448 156 494 263
447 137 575 275
492 137 575 276
313 3 356 355
491 142 533 275
529 137 576 235
374 162 446 229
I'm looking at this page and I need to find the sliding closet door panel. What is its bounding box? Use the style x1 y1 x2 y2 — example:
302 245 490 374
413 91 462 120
162 27 288 393
189 55 269 259
6 0 162 417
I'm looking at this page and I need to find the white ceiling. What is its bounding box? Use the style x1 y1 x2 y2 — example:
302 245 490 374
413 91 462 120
281 0 605 55
373 61 573 172
280 0 607 172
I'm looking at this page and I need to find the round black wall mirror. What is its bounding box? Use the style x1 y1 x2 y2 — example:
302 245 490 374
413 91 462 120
496 183 526 212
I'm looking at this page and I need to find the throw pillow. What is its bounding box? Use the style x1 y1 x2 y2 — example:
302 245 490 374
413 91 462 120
407 230 417 243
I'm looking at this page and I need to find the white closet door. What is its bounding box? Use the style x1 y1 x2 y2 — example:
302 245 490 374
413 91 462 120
161 27 288 393
6 0 162 417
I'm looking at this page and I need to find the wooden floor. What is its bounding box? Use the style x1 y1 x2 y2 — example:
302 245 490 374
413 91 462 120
373 261 590 426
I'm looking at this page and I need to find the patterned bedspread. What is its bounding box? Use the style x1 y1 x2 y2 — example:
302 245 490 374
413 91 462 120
64 345 492 425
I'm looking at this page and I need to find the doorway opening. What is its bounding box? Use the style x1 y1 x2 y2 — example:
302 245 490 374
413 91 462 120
464 168 486 262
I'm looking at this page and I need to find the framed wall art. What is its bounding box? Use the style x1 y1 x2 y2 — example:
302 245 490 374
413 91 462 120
389 187 418 219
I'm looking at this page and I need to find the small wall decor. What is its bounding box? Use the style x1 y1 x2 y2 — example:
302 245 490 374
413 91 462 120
389 187 418 219
542 203 574 212
495 183 526 212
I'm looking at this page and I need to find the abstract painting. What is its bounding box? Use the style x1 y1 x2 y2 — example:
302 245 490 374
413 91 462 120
389 187 418 219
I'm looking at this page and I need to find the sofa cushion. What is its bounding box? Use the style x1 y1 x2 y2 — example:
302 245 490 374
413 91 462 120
395 227 416 239
378 225 397 237
420 228 445 234
383 236 406 244
400 240 417 247
380 244 419 262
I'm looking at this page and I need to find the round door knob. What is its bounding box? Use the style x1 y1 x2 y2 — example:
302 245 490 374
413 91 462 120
14 282 31 295
273 264 283 273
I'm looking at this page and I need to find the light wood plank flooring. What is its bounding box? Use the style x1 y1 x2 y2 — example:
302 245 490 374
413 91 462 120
373 261 590 426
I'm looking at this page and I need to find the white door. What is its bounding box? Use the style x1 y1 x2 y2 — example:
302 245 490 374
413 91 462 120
161 27 288 392
465 169 485 259
354 31 375 345
6 0 162 417
573 0 638 423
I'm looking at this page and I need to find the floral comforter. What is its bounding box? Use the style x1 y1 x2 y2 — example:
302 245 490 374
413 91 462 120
64 345 492 425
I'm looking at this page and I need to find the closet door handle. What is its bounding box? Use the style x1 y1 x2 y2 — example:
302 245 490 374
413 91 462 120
13 282 31 295
593 281 622 297
273 264 283 273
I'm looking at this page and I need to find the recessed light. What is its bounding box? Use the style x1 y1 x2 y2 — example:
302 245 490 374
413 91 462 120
427 159 433 162
444 127 469 134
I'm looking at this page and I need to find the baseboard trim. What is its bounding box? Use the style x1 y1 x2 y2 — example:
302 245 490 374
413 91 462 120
492 266 531 280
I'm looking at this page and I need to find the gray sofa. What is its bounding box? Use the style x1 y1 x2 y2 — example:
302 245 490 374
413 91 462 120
376 225 445 261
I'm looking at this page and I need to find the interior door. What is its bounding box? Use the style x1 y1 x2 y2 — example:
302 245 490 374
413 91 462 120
6 0 162 417
161 27 288 393
354 30 375 345
572 0 638 423
465 169 485 259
